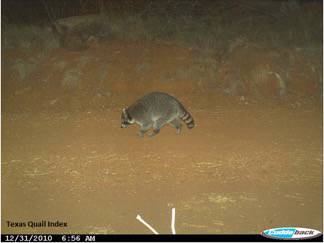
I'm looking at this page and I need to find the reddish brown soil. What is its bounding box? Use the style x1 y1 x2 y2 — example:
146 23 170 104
2 41 322 234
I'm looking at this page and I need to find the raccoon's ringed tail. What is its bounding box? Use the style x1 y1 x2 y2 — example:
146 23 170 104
183 114 190 121
180 110 195 129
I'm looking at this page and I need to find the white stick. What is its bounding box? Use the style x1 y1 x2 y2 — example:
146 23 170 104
136 215 159 235
171 208 176 234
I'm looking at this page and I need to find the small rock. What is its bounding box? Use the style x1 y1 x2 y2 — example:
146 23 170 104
50 99 58 105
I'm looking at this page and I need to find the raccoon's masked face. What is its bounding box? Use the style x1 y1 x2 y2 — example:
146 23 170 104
121 108 134 128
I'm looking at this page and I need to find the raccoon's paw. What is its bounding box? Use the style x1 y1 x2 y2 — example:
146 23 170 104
147 132 155 137
148 129 160 137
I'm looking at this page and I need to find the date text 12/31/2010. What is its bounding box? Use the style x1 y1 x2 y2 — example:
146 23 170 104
3 235 95 242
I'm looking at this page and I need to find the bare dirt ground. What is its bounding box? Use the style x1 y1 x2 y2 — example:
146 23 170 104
2 41 323 234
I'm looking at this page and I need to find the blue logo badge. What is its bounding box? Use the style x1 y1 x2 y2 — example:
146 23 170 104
261 227 322 240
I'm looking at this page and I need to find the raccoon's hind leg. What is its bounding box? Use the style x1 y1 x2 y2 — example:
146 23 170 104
138 123 152 137
169 118 182 134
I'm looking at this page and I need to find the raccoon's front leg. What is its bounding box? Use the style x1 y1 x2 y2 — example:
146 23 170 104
138 123 151 137
149 118 167 137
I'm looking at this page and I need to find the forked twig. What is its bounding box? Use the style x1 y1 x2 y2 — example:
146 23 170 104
136 208 177 234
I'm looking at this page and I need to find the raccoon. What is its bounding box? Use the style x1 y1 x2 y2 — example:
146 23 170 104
121 92 195 137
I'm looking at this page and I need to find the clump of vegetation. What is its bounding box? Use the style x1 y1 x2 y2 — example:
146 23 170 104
2 24 59 51
216 39 320 98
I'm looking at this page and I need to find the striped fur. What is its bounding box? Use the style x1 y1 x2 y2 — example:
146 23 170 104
179 109 195 129
121 92 195 137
